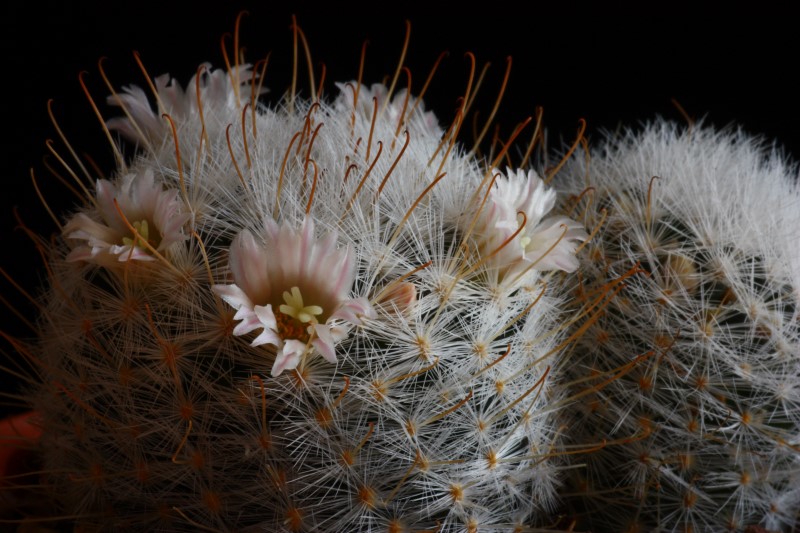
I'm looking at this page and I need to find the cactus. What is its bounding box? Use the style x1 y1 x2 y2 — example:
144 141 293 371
7 21 589 532
12 14 799 533
560 121 800 532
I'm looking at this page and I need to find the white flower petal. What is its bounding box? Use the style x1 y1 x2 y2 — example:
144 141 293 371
230 230 272 302
470 167 588 281
253 304 278 331
233 314 263 337
109 244 156 261
251 328 282 348
219 218 376 372
212 284 253 312
312 324 337 364
271 340 307 377
106 64 260 145
331 297 374 325
63 170 187 266
334 82 443 138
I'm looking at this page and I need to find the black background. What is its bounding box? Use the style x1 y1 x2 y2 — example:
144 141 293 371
1 1 797 413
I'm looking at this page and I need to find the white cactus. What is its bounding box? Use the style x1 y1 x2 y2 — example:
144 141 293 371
16 23 587 532
559 121 800 532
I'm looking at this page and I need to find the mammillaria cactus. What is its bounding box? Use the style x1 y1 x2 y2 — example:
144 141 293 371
560 121 800 532
4 19 589 532
6 9 799 533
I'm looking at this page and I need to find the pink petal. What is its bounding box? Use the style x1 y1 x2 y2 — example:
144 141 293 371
212 284 253 312
232 315 260 336
325 243 355 298
253 304 278 331
230 230 271 301
312 324 337 363
297 217 316 281
106 85 162 143
95 179 123 231
275 221 301 282
114 247 155 261
251 328 282 348
332 297 374 324
64 213 120 247
272 341 306 377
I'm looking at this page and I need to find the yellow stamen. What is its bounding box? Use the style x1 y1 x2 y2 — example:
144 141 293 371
516 213 531 250
280 286 323 324
122 219 158 250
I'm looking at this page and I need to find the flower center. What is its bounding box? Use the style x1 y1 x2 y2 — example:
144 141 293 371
122 219 160 251
280 287 323 324
516 213 531 250
274 286 323 342
273 309 311 343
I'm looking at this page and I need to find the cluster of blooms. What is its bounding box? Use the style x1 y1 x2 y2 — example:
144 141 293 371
23 55 590 532
7 25 800 533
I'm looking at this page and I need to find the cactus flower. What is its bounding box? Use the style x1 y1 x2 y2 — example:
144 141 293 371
63 169 190 264
214 217 374 376
476 168 588 278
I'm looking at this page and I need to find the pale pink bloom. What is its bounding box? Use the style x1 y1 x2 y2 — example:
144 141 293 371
106 63 260 145
476 169 588 278
334 82 443 138
63 169 190 264
213 218 374 377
